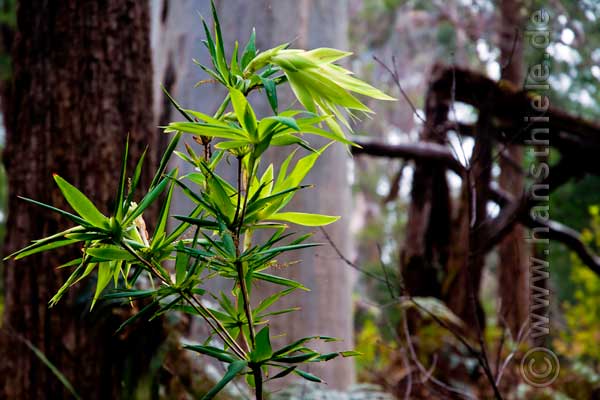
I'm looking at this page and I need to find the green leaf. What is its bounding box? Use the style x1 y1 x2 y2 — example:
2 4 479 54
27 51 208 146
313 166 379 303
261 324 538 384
153 179 175 240
163 205 203 246
184 344 238 363
10 237 81 261
294 369 322 383
21 337 82 400
53 175 108 228
102 289 158 300
200 360 247 400
252 326 272 362
272 336 338 358
116 296 164 333
305 47 351 63
229 88 257 138
92 262 114 309
49 260 92 306
151 131 181 189
340 350 362 357
254 243 321 257
173 215 219 230
115 137 129 220
17 197 90 227
253 272 309 291
209 0 229 84
167 122 246 140
260 77 278 114
254 289 294 315
241 28 256 69
162 85 194 122
268 366 297 381
124 171 175 226
274 352 319 364
86 245 136 261
268 212 339 227
175 242 189 285
127 147 147 206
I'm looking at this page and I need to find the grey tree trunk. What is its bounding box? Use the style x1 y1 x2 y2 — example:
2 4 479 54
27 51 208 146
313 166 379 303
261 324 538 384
152 0 354 390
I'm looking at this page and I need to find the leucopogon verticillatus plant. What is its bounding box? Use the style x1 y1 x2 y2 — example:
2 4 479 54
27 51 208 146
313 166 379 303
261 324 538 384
6 2 394 399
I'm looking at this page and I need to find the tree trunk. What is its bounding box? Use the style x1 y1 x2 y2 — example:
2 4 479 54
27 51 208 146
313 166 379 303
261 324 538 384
497 0 529 339
152 0 354 390
0 1 159 399
401 67 451 299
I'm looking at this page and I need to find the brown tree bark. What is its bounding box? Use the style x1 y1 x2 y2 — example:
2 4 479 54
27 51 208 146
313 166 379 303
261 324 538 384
497 0 529 339
0 1 160 399
401 68 451 299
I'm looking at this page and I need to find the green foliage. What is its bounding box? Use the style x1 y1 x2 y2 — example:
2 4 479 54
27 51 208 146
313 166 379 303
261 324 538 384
6 2 393 398
555 206 600 362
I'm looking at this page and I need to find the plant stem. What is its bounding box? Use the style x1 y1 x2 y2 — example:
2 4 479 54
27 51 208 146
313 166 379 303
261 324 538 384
120 241 247 359
236 260 256 345
253 366 264 400
184 293 248 359
233 154 263 399
213 94 231 119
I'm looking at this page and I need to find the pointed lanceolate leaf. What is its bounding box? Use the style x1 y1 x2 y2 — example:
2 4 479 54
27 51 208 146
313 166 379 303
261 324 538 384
151 131 181 189
16 197 90 227
85 245 136 261
53 175 108 228
124 170 175 226
127 146 147 206
175 242 189 285
229 88 257 138
294 369 323 383
260 77 278 114
115 137 129 220
241 28 256 69
268 212 339 227
184 344 238 363
252 326 272 362
253 272 309 291
200 360 247 400
92 262 114 309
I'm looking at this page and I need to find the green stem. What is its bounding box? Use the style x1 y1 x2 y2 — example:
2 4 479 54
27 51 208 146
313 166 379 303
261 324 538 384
213 94 231 119
232 154 263 399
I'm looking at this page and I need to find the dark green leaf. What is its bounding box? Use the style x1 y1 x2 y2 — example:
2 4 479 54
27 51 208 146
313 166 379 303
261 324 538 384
200 360 247 400
253 272 309 291
294 369 322 383
17 196 90 227
184 344 237 363
252 326 272 362
260 77 278 114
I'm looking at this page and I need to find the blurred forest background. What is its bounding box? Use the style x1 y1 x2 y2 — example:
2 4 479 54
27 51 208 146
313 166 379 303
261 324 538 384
0 0 600 399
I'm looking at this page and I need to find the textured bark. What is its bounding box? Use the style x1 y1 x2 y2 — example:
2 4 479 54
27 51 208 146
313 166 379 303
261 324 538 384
0 1 160 399
497 0 529 339
445 114 491 333
152 0 354 390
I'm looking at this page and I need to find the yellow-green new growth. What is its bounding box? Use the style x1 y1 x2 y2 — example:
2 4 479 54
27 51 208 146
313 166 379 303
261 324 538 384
246 47 396 136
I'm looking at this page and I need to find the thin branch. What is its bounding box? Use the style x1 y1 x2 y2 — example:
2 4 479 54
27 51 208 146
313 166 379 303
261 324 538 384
373 55 426 124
